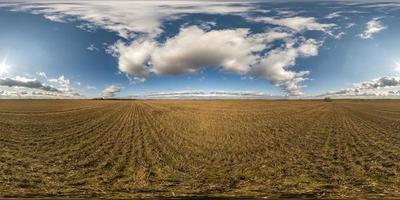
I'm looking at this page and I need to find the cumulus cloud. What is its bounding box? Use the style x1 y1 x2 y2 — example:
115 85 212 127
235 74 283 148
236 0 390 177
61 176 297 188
0 77 60 92
110 26 321 95
108 16 328 95
111 26 289 81
151 27 265 75
0 73 81 99
110 26 320 95
356 77 400 89
321 77 400 98
49 75 75 93
110 39 156 81
358 18 386 39
253 38 320 95
101 84 121 98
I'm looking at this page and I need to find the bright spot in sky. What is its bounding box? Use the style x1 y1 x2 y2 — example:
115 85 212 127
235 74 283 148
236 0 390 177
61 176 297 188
0 56 10 76
394 60 400 72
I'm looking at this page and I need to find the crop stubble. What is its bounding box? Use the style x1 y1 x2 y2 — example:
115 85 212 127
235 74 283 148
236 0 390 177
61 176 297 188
0 100 399 198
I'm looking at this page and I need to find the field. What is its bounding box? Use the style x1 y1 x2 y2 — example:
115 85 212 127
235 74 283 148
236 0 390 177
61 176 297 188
0 100 399 199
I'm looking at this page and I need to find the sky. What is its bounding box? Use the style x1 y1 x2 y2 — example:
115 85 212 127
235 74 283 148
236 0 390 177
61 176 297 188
1 0 400 99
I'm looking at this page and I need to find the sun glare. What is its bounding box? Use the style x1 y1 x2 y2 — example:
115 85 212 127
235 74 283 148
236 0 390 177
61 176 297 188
0 56 10 75
394 60 400 72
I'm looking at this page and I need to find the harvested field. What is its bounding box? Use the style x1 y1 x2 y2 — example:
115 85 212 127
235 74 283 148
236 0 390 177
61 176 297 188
0 100 399 199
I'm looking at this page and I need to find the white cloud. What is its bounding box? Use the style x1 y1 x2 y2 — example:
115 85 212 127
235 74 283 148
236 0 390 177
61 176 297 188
0 88 74 99
253 38 320 95
356 76 400 89
111 26 289 77
275 9 298 17
87 44 99 51
36 71 47 78
346 22 356 28
111 25 324 95
250 16 335 33
241 76 255 80
0 74 81 98
321 77 400 98
358 18 386 39
151 26 265 75
128 90 274 99
199 21 217 30
8 1 336 96
43 13 65 23
48 75 74 93
101 84 121 98
325 12 341 19
0 77 60 92
86 85 96 90
11 1 255 38
110 39 156 81
112 26 309 93
14 76 36 83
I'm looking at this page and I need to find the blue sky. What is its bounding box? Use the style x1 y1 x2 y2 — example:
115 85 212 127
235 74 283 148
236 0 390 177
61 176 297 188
1 0 400 98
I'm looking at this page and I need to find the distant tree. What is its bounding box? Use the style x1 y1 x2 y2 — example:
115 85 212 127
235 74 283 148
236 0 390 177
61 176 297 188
324 97 332 102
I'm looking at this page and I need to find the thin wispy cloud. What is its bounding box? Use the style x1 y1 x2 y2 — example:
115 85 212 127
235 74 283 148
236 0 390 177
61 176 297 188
128 90 274 99
101 84 121 98
358 18 386 39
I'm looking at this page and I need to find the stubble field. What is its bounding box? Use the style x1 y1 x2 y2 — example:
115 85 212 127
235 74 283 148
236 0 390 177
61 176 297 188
0 100 399 199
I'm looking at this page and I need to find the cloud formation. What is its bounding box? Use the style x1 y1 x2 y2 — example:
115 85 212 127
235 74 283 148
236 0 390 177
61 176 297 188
101 84 121 98
0 77 60 92
325 12 341 19
254 38 319 95
128 90 273 99
111 25 322 95
87 44 99 52
0 74 81 99
321 77 400 97
358 18 386 39
11 1 254 38
151 27 265 75
111 26 271 81
251 16 335 33
36 72 47 78
8 1 337 96
48 75 75 93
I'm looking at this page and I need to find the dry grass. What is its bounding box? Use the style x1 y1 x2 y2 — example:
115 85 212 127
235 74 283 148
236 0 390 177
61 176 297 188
0 99 399 199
